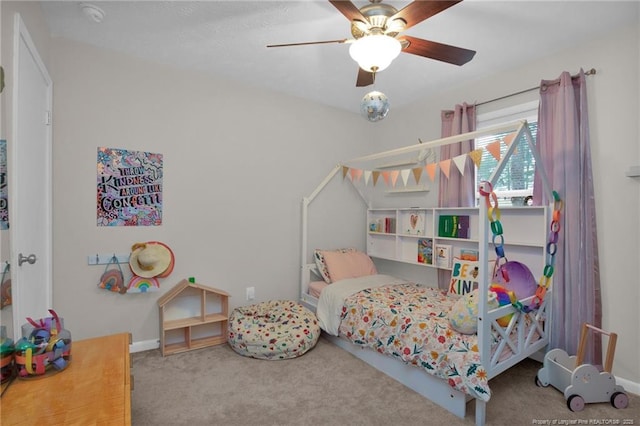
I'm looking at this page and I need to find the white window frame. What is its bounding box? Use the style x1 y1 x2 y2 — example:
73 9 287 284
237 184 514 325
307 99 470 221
475 101 539 206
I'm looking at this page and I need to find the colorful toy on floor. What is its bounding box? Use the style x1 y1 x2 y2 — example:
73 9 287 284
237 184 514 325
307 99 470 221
536 323 629 412
14 309 72 379
0 326 15 384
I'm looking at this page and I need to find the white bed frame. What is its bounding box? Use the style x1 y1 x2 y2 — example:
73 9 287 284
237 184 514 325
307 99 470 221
300 120 556 426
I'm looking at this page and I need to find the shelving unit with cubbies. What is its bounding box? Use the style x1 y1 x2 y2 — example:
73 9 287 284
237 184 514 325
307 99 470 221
157 279 230 356
367 206 547 271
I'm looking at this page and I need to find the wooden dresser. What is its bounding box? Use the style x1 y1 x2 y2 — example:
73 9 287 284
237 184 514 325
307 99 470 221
1 332 132 425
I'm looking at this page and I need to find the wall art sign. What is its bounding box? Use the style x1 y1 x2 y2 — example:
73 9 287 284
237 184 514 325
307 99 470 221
97 147 163 226
0 140 7 230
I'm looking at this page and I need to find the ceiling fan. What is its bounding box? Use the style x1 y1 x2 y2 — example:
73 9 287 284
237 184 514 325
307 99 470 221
267 0 476 87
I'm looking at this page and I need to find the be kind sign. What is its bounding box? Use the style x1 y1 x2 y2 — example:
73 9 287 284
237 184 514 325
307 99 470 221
449 258 479 296
97 147 163 226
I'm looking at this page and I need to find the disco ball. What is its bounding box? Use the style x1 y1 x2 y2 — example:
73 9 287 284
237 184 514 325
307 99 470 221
360 91 390 122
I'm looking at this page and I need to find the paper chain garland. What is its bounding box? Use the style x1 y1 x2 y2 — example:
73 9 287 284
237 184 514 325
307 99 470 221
479 180 563 313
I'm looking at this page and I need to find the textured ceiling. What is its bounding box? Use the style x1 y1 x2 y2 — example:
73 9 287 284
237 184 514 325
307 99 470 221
39 1 638 113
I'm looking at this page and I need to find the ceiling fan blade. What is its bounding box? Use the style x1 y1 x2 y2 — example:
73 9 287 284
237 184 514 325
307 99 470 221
356 68 375 87
267 39 349 48
390 1 462 30
329 0 367 23
400 35 475 66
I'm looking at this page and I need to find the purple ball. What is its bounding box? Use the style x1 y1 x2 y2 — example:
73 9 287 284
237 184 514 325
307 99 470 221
493 261 537 300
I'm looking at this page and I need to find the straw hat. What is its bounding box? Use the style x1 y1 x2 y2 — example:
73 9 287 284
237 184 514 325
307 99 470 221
129 242 173 278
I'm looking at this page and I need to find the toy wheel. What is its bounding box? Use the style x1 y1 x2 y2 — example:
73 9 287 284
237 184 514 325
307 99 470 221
534 375 547 387
567 395 585 412
611 392 629 409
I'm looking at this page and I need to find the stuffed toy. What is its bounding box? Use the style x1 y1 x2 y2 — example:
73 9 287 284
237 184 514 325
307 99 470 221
448 289 499 334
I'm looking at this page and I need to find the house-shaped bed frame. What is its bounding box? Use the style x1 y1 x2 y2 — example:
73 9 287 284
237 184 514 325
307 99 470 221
300 120 556 426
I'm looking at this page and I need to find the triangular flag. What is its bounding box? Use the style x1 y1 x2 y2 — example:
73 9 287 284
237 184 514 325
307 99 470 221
342 166 349 179
486 140 502 161
349 168 362 182
381 171 391 186
364 170 372 185
412 167 423 184
400 169 411 186
440 159 451 179
425 163 437 181
372 171 380 186
452 154 468 176
390 170 400 187
503 132 516 146
469 149 483 168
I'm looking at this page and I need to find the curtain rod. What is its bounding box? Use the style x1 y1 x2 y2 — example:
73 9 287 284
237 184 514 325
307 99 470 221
475 67 596 107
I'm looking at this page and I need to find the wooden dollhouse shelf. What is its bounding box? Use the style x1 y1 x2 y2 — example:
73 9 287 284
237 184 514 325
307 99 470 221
158 279 230 356
163 313 228 330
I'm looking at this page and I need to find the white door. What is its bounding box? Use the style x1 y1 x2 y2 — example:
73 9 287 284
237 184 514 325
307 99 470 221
9 14 53 341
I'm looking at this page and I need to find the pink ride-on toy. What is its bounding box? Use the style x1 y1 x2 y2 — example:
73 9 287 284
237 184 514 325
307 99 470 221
536 323 629 412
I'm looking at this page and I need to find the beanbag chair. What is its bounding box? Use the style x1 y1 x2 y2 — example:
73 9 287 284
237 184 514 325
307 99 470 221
227 300 320 360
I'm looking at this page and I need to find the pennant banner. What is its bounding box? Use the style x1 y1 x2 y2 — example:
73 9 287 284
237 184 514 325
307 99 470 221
400 169 411 187
412 167 423 185
372 170 380 186
349 168 362 183
440 159 451 179
486 140 502 161
452 154 468 176
382 171 391 186
469 149 483 168
425 163 437 182
339 134 518 185
390 170 400 187
364 170 372 186
503 132 516 146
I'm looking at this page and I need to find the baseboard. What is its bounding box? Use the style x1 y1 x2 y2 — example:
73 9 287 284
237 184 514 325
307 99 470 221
616 376 640 396
129 339 160 353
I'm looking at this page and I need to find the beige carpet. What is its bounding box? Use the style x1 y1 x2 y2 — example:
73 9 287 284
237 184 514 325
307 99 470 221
131 336 638 426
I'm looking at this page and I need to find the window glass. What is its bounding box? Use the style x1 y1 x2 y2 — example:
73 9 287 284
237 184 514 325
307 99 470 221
475 101 538 207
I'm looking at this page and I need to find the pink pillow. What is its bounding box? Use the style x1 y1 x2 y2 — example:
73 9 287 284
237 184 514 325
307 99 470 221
323 250 377 283
308 281 328 298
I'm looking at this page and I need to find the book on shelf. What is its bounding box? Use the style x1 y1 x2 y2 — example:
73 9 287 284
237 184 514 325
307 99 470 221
417 238 433 265
438 215 470 238
457 215 470 238
370 217 396 233
459 248 479 261
384 217 396 233
434 244 452 268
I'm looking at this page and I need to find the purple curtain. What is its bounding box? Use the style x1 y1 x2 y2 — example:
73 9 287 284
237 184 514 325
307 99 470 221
437 103 476 289
533 69 602 366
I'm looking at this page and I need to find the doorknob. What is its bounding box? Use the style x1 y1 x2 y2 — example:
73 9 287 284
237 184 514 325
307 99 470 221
18 253 37 266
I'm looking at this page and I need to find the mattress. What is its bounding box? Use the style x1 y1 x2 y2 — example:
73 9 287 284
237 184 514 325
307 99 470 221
317 275 491 401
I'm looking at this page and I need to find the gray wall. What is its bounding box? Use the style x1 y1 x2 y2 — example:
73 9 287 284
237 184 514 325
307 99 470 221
48 37 376 344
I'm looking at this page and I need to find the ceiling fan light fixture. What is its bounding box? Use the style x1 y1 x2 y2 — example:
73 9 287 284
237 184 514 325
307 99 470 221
349 34 401 73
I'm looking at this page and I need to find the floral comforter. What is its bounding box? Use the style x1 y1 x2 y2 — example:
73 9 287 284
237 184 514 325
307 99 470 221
337 282 491 401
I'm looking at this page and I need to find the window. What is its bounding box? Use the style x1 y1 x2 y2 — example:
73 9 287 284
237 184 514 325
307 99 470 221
475 101 539 207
